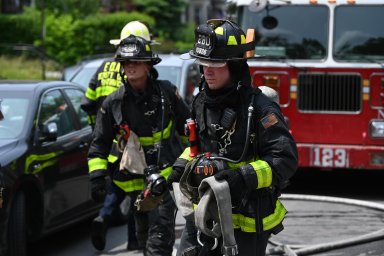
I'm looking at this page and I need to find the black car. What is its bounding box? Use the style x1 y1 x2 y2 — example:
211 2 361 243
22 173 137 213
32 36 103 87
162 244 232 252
0 81 100 256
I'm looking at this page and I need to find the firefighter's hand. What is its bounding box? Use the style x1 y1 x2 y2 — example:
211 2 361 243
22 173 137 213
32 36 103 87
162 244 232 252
90 175 107 203
167 167 184 190
214 169 245 207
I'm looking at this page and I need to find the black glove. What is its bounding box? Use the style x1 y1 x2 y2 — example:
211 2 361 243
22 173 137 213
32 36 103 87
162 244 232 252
214 169 245 207
167 166 184 190
90 175 107 203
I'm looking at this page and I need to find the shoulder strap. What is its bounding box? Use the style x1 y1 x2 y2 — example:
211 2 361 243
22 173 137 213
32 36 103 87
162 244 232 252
157 80 176 117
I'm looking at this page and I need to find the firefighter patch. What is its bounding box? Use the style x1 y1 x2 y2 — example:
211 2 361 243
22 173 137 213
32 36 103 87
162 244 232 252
261 113 278 129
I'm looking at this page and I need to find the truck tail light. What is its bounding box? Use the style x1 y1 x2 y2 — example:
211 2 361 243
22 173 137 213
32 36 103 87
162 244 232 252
370 76 384 108
253 73 290 106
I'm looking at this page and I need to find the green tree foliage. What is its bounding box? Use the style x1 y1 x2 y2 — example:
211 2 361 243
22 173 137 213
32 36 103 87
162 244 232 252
132 0 186 40
34 0 101 18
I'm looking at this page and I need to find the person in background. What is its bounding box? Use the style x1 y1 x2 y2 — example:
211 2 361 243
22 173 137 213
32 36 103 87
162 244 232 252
87 34 190 255
81 21 155 251
167 19 298 256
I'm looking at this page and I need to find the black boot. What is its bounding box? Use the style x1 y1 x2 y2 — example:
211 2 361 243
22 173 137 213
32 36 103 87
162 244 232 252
91 216 109 251
127 239 142 251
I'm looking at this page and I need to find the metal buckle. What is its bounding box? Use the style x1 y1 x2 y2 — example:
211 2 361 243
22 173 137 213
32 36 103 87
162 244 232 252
197 230 218 251
144 110 156 116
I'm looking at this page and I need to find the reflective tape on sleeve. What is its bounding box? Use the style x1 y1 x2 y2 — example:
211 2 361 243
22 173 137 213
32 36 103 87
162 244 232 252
95 85 119 98
85 88 96 100
113 178 145 192
108 154 118 163
250 160 272 189
88 158 108 172
88 115 96 125
160 166 173 180
227 161 248 169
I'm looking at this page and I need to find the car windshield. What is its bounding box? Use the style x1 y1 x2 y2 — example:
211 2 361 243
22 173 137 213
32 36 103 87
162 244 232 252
156 66 181 86
239 5 328 60
333 5 384 61
0 93 30 139
70 67 98 89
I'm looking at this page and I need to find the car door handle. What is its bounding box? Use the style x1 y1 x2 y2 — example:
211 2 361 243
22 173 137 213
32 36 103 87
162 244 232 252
79 142 88 149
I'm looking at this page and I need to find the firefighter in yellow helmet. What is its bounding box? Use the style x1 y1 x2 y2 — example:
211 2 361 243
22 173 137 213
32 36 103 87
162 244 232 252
167 19 298 256
81 21 155 252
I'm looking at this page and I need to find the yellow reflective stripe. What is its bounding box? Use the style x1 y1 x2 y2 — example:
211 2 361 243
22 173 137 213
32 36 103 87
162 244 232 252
31 159 57 174
180 147 192 161
227 161 248 169
95 85 118 98
113 179 145 192
108 154 118 163
145 44 150 51
227 35 238 45
88 158 108 172
250 160 272 189
241 34 246 44
263 200 286 231
181 135 189 145
139 120 173 146
215 27 224 35
85 88 96 100
232 200 286 232
25 152 58 173
232 214 256 232
160 166 172 180
88 115 96 125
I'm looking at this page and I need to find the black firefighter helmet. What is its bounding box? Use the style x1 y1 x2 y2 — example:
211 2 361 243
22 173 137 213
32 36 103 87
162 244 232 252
114 35 161 65
187 19 255 67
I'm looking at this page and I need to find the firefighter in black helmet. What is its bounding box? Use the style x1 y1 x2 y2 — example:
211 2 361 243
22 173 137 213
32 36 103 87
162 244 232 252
81 21 156 252
168 19 298 256
87 34 190 255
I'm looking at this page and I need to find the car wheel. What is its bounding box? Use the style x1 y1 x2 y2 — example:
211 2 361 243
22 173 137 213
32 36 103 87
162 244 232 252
8 191 27 256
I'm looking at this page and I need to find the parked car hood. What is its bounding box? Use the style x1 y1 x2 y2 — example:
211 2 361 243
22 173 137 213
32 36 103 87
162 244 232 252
0 139 25 167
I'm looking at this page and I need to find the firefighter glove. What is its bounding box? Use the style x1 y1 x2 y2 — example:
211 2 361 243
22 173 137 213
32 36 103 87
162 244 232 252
214 169 245 207
90 175 107 203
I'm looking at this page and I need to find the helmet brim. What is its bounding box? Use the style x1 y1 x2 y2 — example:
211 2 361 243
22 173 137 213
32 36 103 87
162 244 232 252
115 56 162 65
180 50 263 64
109 39 121 46
110 38 160 46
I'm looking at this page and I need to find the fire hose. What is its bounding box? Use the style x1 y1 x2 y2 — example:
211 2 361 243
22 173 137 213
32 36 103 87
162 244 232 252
195 176 238 256
267 194 384 256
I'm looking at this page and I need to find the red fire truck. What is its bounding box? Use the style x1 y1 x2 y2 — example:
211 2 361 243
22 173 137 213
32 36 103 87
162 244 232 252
233 0 384 170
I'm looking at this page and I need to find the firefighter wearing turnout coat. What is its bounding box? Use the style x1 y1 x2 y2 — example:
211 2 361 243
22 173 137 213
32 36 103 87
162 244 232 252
167 19 298 256
87 34 190 255
81 21 156 251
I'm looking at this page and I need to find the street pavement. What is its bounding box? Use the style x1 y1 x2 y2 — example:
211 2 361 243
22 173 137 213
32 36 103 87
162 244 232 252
29 211 186 256
29 195 384 256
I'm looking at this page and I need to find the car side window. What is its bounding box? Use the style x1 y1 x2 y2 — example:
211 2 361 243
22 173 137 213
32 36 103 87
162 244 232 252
64 88 89 129
185 64 200 105
38 90 76 137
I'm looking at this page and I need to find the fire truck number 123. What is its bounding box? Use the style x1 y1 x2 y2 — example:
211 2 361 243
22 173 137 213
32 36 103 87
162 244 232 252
312 148 348 168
